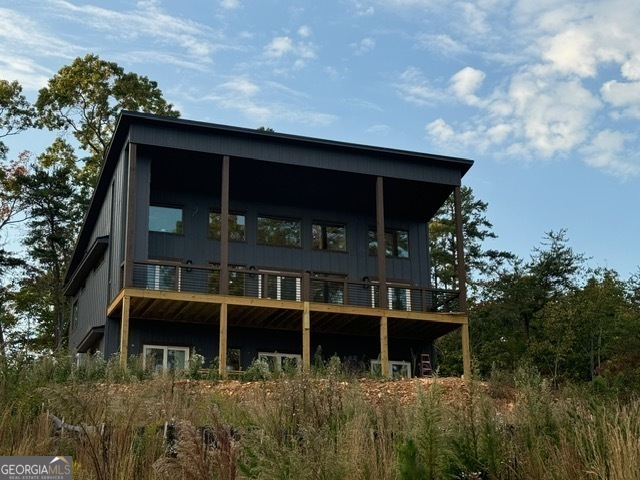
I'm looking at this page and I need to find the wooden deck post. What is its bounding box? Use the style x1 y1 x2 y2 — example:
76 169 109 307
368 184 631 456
302 301 311 372
376 177 387 309
123 143 137 288
218 303 228 378
454 186 471 380
461 321 471 380
380 316 389 378
220 155 230 295
120 295 130 369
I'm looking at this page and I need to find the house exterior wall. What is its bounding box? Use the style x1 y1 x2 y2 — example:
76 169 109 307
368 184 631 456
65 112 472 372
69 145 129 353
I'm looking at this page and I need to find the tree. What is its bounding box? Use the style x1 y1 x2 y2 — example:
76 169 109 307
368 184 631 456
36 54 180 188
467 230 587 376
0 79 35 160
18 147 83 348
429 186 513 294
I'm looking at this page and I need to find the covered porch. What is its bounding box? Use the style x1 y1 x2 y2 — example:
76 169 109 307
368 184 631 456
107 262 470 378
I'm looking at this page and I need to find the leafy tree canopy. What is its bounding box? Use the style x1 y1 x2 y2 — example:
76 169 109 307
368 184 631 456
0 80 35 160
35 53 180 188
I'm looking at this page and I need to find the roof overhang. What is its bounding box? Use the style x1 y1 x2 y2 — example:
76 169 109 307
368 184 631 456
64 236 109 296
76 326 105 353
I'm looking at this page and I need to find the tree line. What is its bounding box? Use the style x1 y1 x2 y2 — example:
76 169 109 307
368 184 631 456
2 54 639 391
0 54 179 352
431 190 640 391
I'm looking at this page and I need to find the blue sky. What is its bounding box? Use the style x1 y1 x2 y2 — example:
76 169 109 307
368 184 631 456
1 0 639 278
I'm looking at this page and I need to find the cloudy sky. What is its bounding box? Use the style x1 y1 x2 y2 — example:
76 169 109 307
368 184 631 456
1 0 639 277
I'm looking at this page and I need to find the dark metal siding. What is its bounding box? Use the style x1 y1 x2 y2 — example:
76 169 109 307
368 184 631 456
129 124 461 186
146 191 427 285
119 321 432 373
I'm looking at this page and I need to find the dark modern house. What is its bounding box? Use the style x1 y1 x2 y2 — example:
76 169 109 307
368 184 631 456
64 111 473 378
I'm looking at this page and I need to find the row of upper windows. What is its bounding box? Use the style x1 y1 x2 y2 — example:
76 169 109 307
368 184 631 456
149 205 409 258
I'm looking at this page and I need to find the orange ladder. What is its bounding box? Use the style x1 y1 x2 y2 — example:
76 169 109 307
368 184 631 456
419 354 433 377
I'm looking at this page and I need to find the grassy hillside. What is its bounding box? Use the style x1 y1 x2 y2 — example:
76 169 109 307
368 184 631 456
1 354 639 479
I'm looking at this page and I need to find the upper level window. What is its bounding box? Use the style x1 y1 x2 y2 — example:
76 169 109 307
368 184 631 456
368 228 409 258
208 212 246 242
312 223 346 252
71 300 79 331
257 216 301 247
149 205 183 234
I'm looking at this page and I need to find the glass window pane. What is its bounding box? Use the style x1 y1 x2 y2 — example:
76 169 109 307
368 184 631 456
149 205 183 234
326 225 346 251
227 348 241 370
369 228 409 258
312 224 323 249
314 223 346 251
145 347 164 372
395 230 409 258
257 216 301 247
208 212 246 241
368 230 378 255
167 349 187 370
385 231 394 257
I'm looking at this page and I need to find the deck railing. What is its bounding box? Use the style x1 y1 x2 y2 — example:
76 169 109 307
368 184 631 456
129 260 461 313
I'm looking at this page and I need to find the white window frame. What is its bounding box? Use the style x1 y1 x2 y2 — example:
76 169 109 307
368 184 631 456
143 344 190 371
258 352 302 371
370 359 412 378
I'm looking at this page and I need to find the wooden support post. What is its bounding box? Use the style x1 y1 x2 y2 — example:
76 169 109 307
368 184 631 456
454 185 467 312
454 186 471 380
120 296 130 369
376 177 387 309
123 143 137 288
220 155 230 295
218 303 228 378
462 321 471 380
302 301 311 373
380 316 389 378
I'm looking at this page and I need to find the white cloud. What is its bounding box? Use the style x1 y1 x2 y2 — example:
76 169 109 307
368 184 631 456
426 118 455 142
416 33 467 55
388 0 640 178
263 34 316 70
366 124 391 135
449 67 486 105
50 0 221 60
220 0 241 9
298 25 312 38
265 37 294 58
394 67 443 106
540 28 598 77
622 57 640 81
202 76 337 127
581 130 640 177
0 8 74 89
352 38 376 55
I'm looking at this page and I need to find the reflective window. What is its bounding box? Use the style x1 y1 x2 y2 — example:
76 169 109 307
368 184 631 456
143 345 190 372
208 212 246 242
257 216 301 247
71 300 79 331
149 205 183 234
312 223 346 251
368 228 409 258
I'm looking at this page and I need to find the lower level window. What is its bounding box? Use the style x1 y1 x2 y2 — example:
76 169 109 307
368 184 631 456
370 360 412 378
143 345 190 372
258 352 301 371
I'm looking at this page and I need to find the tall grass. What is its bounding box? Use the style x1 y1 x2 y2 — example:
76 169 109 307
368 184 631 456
0 353 639 479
